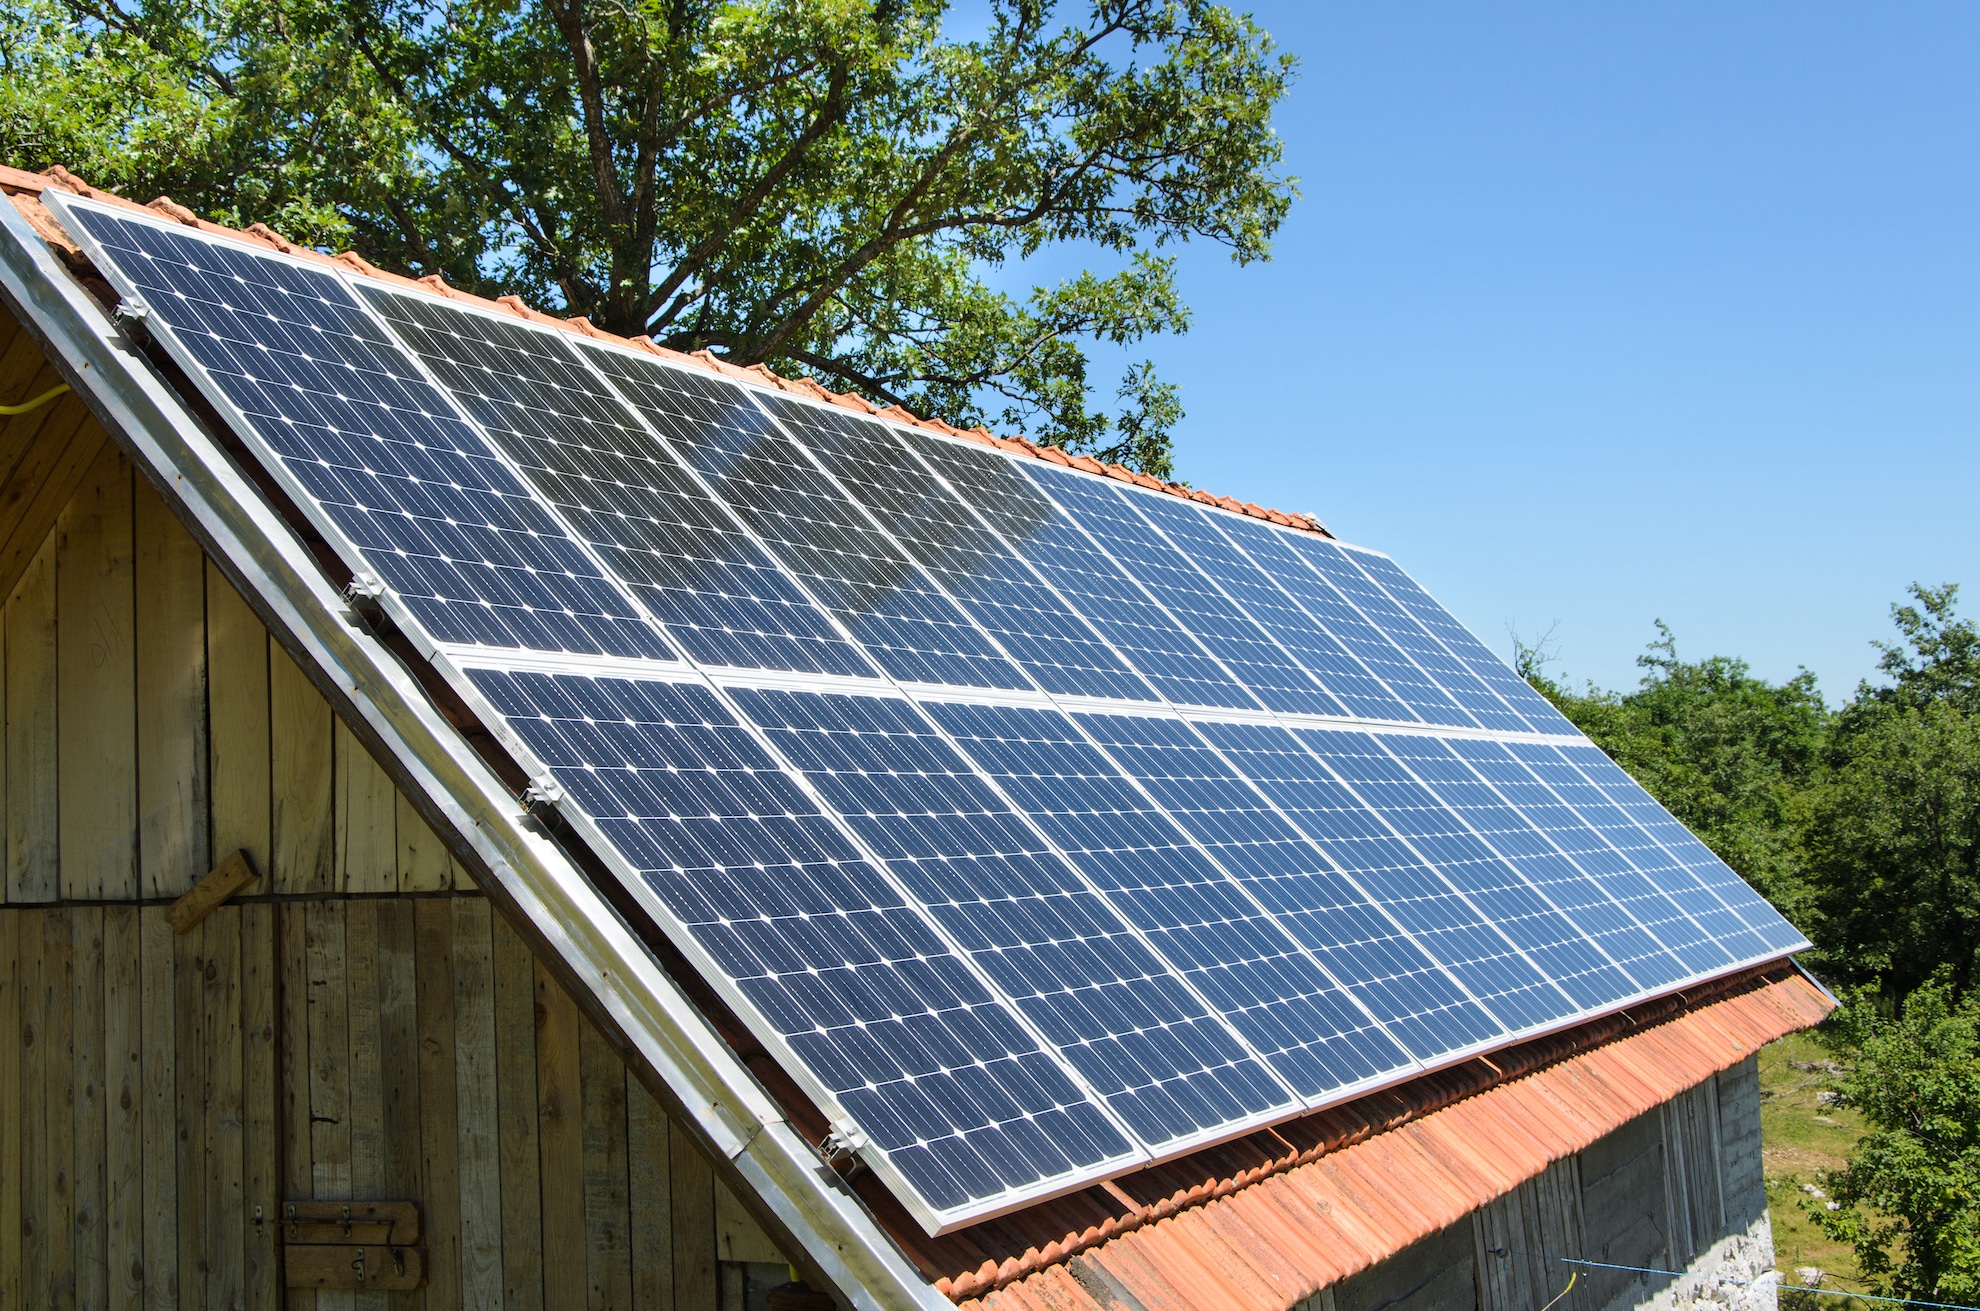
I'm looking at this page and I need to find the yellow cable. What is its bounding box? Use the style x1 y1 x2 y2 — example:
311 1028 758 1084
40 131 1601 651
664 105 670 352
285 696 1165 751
0 382 71 415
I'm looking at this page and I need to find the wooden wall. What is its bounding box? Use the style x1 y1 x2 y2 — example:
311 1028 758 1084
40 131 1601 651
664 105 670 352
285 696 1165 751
0 316 791 1308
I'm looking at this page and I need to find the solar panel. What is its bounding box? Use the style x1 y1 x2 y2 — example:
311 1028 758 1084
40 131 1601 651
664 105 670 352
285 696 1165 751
755 396 1159 703
727 687 1288 1150
50 191 1812 1236
923 700 1399 1101
54 202 667 660
1031 466 1347 717
360 285 872 677
584 345 1030 692
911 434 1262 710
1134 495 1415 722
463 667 1140 1215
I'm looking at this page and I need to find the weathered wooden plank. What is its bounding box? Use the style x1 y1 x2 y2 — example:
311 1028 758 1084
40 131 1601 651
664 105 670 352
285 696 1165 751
205 562 270 879
670 1118 718 1311
138 908 177 1311
534 961 587 1311
42 908 76 1309
491 913 543 1311
165 850 259 935
19 909 48 1304
133 482 209 898
714 1179 784 1266
173 914 207 1311
205 907 246 1311
373 900 424 1287
415 899 462 1311
56 442 137 900
627 1078 674 1311
71 907 107 1310
305 902 353 1205
343 899 387 1311
452 899 504 1310
0 584 6 905
241 903 280 1311
270 643 334 896
0 911 20 1310
5 534 57 902
103 906 142 1311
580 1021 632 1311
396 792 452 894
276 904 316 1311
335 720 398 896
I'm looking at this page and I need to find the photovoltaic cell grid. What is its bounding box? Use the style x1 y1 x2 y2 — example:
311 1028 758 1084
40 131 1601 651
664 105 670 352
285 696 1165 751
50 194 1811 1234
360 285 872 678
465 668 1137 1211
54 202 667 660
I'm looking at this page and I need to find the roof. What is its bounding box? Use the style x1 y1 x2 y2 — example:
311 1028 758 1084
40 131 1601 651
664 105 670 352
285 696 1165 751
858 960 1830 1308
0 166 1834 1311
0 164 1332 539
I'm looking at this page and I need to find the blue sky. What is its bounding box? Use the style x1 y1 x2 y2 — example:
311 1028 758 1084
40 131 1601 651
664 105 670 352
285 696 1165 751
1029 3 1978 700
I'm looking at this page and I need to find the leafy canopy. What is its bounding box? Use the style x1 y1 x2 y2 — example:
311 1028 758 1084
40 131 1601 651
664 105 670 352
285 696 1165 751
1817 974 1980 1305
0 0 1300 477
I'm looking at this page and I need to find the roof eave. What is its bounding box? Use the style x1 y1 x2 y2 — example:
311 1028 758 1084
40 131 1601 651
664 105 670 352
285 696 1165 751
0 192 950 1311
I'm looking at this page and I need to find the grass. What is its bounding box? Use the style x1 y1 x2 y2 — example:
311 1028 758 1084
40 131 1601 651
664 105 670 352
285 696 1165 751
1758 1031 1879 1311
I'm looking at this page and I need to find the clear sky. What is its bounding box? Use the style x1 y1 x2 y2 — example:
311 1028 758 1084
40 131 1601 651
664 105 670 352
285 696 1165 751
1056 3 1978 701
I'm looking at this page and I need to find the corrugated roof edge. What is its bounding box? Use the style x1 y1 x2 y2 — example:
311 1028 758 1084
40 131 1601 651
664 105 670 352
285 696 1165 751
896 960 1829 1307
0 164 1333 539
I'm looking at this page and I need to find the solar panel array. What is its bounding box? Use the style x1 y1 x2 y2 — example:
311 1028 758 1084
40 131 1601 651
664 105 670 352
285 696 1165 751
51 193 1810 1235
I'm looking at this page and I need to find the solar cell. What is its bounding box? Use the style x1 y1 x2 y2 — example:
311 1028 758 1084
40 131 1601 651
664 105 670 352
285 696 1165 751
925 700 1389 1102
1443 738 1732 976
1134 495 1415 722
1375 736 1691 992
56 202 667 658
1289 539 1527 732
758 398 1157 701
1215 515 1471 728
1347 551 1581 736
730 687 1288 1149
1032 467 1347 717
465 667 1139 1221
911 436 1261 710
49 192 1812 1235
1556 744 1807 953
361 287 872 676
586 346 1029 691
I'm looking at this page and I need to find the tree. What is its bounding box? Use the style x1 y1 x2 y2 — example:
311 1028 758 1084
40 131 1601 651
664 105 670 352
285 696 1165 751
1801 586 1980 997
1524 623 1828 917
0 0 1300 477
1816 975 1980 1305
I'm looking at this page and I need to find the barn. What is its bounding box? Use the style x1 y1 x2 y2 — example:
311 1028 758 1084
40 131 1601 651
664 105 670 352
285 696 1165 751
0 165 1833 1311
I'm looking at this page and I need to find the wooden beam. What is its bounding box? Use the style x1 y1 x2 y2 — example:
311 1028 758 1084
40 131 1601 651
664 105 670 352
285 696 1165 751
165 851 259 935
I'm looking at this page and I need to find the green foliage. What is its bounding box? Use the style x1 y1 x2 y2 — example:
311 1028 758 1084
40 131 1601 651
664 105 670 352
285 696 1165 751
1816 975 1980 1305
1802 586 1980 998
0 0 1301 475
